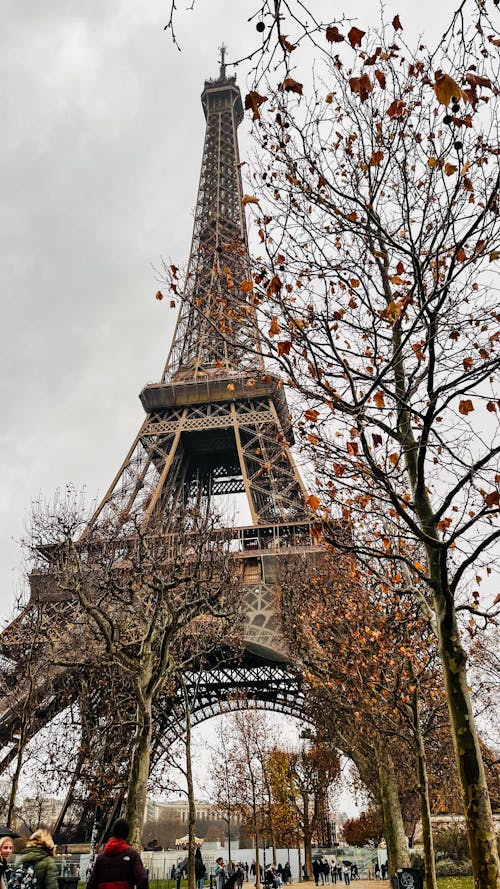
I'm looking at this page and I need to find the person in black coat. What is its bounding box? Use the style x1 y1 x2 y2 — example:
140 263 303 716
313 860 321 887
195 849 206 889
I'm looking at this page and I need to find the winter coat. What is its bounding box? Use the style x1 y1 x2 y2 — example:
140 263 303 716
87 838 148 889
194 857 206 881
0 857 10 889
17 847 58 889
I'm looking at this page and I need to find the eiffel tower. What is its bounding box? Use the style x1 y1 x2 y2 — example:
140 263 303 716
0 53 319 841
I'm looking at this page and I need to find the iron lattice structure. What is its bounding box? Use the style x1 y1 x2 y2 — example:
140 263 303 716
0 60 320 843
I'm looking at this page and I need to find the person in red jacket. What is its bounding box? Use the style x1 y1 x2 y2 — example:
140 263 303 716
87 819 148 889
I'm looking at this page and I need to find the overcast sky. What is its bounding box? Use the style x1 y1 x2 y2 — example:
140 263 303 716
0 0 459 621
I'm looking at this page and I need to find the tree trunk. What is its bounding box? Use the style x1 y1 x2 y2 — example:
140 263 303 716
408 688 437 889
432 570 500 889
255 829 261 889
393 317 500 889
376 746 410 875
297 835 303 883
7 734 26 827
125 697 152 848
253 790 261 889
302 791 313 880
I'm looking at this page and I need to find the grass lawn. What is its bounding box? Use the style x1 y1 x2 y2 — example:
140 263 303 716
78 883 189 889
436 879 473 889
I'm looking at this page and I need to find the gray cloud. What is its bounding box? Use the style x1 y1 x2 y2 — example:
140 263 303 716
1 0 457 617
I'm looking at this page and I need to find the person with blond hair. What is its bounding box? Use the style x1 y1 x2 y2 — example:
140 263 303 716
0 835 15 889
15 829 57 889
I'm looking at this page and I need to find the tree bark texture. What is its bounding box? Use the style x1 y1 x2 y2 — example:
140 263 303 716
432 566 500 889
377 747 410 874
125 697 153 848
409 690 437 889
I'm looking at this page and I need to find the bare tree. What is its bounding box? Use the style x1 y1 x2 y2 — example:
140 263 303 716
25 490 242 847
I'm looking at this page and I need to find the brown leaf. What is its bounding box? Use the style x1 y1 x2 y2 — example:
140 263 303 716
240 280 254 293
267 275 283 297
444 163 458 176
484 490 500 509
458 399 474 415
155 290 163 301
277 340 292 356
392 14 403 30
350 74 373 101
280 78 303 95
463 357 473 370
456 247 467 262
347 441 359 456
433 71 469 106
348 26 366 48
370 150 384 166
486 401 497 413
280 35 296 53
269 316 280 336
306 494 321 511
242 194 260 206
372 434 383 447
465 73 492 89
373 391 385 408
386 99 407 119
304 409 319 423
244 91 268 121
374 69 386 89
326 25 345 43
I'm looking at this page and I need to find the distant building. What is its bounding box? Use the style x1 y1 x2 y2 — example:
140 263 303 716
16 796 63 832
146 799 222 826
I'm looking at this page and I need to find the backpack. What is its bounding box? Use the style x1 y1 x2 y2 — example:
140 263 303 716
7 862 37 889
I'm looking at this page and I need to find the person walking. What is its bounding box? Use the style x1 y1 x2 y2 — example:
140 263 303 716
342 864 350 887
87 819 148 889
195 849 206 889
312 860 321 887
14 830 57 889
215 857 226 889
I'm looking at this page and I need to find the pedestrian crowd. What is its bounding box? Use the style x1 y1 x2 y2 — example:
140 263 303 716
312 859 359 887
0 819 149 889
0 819 389 889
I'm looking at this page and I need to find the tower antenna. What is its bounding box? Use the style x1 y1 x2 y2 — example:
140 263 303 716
219 42 227 78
